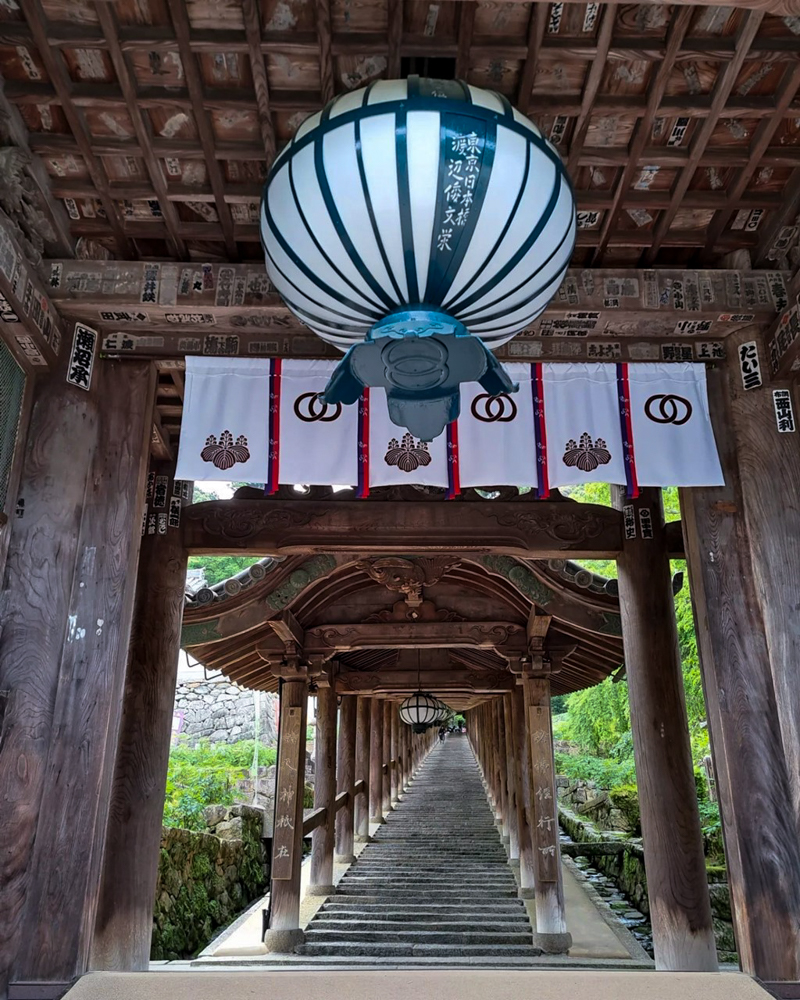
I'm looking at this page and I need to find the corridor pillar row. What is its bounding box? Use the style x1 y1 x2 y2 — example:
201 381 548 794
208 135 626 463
382 700 392 815
335 694 357 864
613 486 717 972
354 695 371 842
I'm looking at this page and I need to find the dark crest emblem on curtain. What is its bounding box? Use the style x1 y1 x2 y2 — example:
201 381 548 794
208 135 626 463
201 430 251 470
385 433 432 473
563 433 611 472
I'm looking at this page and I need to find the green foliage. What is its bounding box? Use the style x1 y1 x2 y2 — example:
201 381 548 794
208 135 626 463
550 694 567 715
562 676 631 757
187 555 261 587
555 751 636 788
163 739 277 830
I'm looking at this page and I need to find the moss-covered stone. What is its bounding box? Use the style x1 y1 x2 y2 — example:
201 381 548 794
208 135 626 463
151 805 268 961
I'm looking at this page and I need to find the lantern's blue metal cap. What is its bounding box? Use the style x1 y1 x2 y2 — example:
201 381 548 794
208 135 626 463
322 307 518 441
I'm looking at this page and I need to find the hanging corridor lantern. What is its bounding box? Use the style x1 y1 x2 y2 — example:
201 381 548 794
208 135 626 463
260 77 576 441
399 691 441 733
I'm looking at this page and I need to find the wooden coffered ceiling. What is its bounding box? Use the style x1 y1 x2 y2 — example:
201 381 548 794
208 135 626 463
1 0 799 270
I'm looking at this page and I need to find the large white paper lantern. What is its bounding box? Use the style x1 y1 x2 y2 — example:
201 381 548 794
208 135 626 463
261 77 576 440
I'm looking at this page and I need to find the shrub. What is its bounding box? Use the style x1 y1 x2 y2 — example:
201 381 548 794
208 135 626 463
164 738 277 830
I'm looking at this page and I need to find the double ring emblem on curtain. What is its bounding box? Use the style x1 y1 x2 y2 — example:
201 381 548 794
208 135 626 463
293 392 343 422
644 394 693 425
470 393 518 422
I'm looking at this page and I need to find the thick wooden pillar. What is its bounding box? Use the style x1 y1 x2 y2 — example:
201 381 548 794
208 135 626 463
523 675 572 953
382 700 392 814
310 682 337 895
91 463 191 971
613 485 717 972
503 693 520 862
495 698 509 842
264 676 308 952
390 705 399 806
0 357 155 997
335 695 357 864
354 696 371 841
681 353 800 982
369 698 384 824
397 717 407 793
512 685 536 894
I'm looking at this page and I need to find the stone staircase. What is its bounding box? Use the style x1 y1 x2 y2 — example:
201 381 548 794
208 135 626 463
297 735 541 963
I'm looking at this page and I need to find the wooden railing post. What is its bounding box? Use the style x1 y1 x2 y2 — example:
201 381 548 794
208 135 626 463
264 676 309 952
335 695 357 864
309 681 337 896
522 674 572 954
354 695 371 842
390 704 400 807
382 700 393 815
369 698 384 824
503 693 520 862
512 685 536 897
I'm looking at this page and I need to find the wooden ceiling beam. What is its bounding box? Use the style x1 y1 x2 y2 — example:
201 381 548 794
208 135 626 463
93 0 187 260
7 81 796 122
27 133 800 171
241 0 277 167
14 0 133 258
455 1 476 81
165 0 238 259
4 18 799 65
516 2 546 115
387 0 402 79
641 10 766 266
590 5 694 265
754 166 800 269
0 209 62 372
699 60 800 263
566 4 616 177
45 179 784 214
182 498 623 560
316 0 335 105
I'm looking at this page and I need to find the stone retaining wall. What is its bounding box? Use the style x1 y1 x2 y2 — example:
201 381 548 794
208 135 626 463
558 803 736 961
151 804 268 960
174 678 278 745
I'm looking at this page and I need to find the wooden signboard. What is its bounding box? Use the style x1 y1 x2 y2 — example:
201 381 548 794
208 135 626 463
272 705 303 880
529 703 559 883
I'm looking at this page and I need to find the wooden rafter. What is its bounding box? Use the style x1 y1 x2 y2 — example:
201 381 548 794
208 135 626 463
755 166 800 268
591 5 694 265
241 0 277 167
387 0 403 78
566 5 616 177
455 2 476 82
15 0 133 258
701 60 800 264
642 10 766 266
316 0 335 105
516 3 546 115
165 0 238 259
93 2 187 260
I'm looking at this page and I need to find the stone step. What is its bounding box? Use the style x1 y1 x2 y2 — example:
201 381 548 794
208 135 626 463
298 943 543 958
310 919 530 933
304 929 534 945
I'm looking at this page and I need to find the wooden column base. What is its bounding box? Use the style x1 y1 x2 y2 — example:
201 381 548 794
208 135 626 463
263 928 305 954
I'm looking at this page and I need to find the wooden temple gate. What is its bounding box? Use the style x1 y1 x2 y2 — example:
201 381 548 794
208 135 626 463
0 0 798 993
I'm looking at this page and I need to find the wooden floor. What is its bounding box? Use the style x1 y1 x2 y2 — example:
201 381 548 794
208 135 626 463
64 970 772 1000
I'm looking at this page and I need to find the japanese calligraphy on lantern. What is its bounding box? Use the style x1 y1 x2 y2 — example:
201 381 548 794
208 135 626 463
528 702 558 883
272 706 303 880
773 389 796 433
66 322 97 391
435 130 482 254
739 341 763 391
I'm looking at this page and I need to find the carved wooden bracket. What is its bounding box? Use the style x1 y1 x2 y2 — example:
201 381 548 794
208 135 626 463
356 556 461 608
